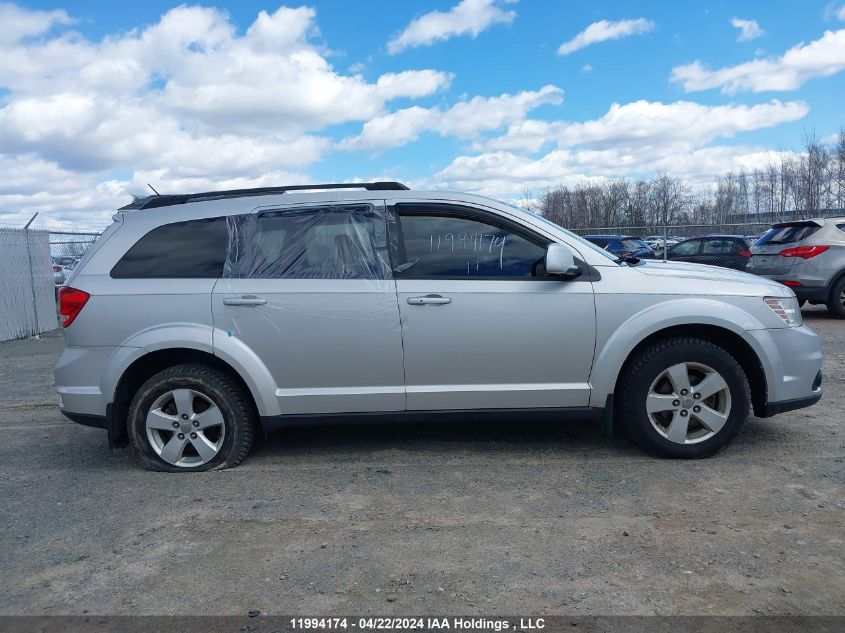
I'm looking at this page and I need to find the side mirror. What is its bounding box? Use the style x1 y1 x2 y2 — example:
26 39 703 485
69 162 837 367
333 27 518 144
545 243 582 279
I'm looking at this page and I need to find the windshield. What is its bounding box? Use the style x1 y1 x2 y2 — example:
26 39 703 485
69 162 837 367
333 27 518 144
757 225 819 245
524 212 619 262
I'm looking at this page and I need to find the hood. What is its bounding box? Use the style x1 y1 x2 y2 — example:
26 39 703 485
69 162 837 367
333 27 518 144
632 259 792 297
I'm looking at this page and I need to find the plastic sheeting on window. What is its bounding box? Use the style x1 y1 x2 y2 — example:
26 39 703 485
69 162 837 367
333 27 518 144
223 204 395 281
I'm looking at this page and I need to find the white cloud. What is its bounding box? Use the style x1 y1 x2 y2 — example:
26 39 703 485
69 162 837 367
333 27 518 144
581 64 593 73
558 18 654 55
435 99 808 197
433 146 793 198
672 28 845 93
0 2 73 45
340 85 563 150
731 17 764 42
479 100 807 153
0 4 454 220
388 0 516 54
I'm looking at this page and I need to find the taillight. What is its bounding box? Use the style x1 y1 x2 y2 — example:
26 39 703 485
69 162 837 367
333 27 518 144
779 245 829 259
739 250 752 258
781 280 802 287
57 287 90 328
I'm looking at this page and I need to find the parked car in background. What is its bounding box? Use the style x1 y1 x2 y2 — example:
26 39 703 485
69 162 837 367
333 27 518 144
584 234 656 259
54 181 822 471
667 235 752 271
52 264 67 298
643 235 681 253
53 256 79 269
746 217 845 318
52 263 66 285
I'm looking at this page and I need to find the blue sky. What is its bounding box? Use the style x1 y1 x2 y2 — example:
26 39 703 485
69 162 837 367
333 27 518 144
1 0 844 228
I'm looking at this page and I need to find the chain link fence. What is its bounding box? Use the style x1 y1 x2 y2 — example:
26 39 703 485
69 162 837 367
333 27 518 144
0 224 103 342
49 229 102 263
0 227 58 341
569 222 780 271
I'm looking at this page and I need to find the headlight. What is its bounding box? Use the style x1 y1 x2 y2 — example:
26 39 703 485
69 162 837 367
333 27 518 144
764 296 802 327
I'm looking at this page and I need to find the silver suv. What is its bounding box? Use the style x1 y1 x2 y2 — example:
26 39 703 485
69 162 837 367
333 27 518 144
747 218 845 318
55 182 823 471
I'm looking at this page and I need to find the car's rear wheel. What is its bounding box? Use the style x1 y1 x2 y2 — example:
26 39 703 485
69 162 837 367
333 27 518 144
827 276 845 319
617 337 750 458
128 364 254 472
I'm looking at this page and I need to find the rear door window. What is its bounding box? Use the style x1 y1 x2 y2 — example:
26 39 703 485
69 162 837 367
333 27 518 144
224 204 389 280
702 239 733 254
110 217 227 278
671 240 701 256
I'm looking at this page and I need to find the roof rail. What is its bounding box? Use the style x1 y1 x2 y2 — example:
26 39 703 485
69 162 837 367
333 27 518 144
119 181 411 210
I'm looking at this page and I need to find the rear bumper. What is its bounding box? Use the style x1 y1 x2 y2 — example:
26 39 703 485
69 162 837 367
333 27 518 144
747 269 832 302
790 285 829 302
60 403 122 448
761 390 823 417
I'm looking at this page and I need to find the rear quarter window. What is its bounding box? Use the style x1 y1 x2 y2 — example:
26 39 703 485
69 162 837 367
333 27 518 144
110 217 227 278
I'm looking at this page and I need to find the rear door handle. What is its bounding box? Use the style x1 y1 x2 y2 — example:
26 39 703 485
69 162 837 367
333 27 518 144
407 294 451 306
223 295 267 307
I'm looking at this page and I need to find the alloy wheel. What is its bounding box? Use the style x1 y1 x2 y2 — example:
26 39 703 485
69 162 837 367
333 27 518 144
145 389 226 467
645 362 732 444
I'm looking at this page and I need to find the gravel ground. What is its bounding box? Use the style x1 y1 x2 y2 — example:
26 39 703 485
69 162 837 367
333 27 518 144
0 307 843 616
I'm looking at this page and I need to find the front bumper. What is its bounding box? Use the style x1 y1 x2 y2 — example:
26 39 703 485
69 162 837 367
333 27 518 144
761 385 823 417
746 325 823 417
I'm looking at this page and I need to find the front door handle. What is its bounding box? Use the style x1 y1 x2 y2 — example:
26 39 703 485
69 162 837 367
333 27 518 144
407 294 451 306
223 295 267 307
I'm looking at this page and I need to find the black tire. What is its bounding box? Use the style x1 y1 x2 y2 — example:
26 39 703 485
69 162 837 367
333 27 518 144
617 337 750 458
128 364 255 472
826 276 845 319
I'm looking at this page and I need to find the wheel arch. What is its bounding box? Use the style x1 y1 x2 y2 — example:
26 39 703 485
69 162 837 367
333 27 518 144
110 348 262 447
612 324 768 418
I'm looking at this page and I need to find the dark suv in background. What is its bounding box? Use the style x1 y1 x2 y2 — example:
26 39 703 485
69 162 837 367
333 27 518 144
667 235 753 271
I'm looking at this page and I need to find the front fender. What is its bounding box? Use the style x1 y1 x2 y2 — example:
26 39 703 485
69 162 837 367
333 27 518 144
588 297 767 407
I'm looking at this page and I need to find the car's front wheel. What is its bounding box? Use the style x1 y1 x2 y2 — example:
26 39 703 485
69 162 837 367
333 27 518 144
127 364 255 472
617 337 750 458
